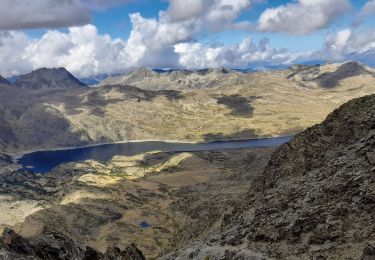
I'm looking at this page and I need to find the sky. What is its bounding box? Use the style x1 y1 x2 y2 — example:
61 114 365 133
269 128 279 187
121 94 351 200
0 0 375 77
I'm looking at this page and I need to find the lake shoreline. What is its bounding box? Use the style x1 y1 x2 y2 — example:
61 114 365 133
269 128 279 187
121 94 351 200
11 134 295 160
16 135 294 173
11 139 198 160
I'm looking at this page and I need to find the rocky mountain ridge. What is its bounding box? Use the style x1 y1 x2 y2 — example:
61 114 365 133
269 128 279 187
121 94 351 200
101 61 375 90
101 67 235 90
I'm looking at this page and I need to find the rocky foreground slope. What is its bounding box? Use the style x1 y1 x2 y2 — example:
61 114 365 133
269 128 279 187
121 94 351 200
165 94 375 259
0 147 273 259
0 61 375 153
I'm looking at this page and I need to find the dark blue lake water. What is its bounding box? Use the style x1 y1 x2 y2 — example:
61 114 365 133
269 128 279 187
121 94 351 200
17 136 293 173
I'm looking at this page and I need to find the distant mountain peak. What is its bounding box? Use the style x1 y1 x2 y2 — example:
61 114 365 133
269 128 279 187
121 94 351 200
14 67 87 90
315 61 374 88
286 61 375 88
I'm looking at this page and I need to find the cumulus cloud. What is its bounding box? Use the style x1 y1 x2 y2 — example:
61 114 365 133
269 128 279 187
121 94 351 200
0 24 305 77
0 32 31 76
5 0 373 78
0 0 260 77
258 0 351 34
312 28 375 65
0 25 132 77
175 37 305 69
162 0 252 31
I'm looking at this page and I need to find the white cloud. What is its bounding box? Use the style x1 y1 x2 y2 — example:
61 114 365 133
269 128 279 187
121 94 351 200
0 23 305 77
0 32 31 76
162 0 252 31
114 0 253 68
0 25 131 77
311 28 375 64
0 0 259 77
258 0 351 34
175 37 306 69
6 0 374 78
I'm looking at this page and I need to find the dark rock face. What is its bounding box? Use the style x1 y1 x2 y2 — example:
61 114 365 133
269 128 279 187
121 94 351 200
14 68 87 90
220 94 375 258
0 153 14 167
166 94 375 259
0 75 11 86
0 228 145 260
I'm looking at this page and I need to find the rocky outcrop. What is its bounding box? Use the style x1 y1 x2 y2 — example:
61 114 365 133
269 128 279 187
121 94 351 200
0 153 13 168
220 94 375 259
166 94 375 259
0 228 145 260
0 76 11 86
0 153 19 174
14 68 87 90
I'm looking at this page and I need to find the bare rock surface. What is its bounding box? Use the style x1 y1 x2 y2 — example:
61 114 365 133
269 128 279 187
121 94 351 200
166 94 375 259
0 228 145 260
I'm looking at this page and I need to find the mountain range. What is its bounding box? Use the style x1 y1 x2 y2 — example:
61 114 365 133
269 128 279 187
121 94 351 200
0 61 374 154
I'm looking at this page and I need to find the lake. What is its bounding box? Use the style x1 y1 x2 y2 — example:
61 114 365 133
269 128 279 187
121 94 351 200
17 136 293 173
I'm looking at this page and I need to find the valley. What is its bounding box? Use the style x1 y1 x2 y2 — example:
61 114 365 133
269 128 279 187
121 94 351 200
2 1 375 259
0 62 374 259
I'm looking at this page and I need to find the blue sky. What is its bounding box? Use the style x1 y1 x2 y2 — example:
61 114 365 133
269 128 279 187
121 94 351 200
25 0 373 51
1 0 375 76
90 0 373 51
